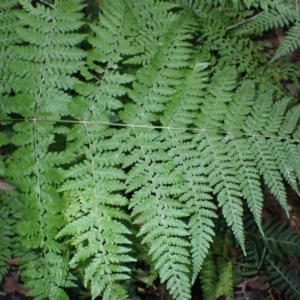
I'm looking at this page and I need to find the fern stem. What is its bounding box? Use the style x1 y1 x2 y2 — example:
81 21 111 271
226 12 263 31
1 118 300 143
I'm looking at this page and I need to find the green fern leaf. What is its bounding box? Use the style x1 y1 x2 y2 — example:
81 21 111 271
251 137 289 214
58 127 134 299
215 257 234 300
126 129 191 300
229 138 264 234
243 90 273 134
159 58 216 282
280 105 300 137
284 140 300 183
124 0 179 66
223 80 255 135
264 98 290 134
0 203 15 280
266 255 300 300
0 0 21 118
238 9 296 36
251 220 300 260
269 138 299 193
121 12 196 126
272 22 300 61
167 130 217 284
197 133 245 248
197 67 236 130
3 1 300 299
200 251 218 300
2 0 87 298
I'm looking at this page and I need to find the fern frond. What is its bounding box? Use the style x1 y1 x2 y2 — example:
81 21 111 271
58 126 134 300
122 0 179 66
161 60 210 127
3 1 300 299
121 12 196 126
200 251 218 300
215 257 234 300
57 2 143 298
2 0 87 298
72 0 136 121
280 105 300 137
272 22 300 61
0 0 21 118
197 67 236 130
266 255 300 300
235 240 265 276
223 80 255 135
264 98 290 134
8 0 86 118
120 15 218 294
194 2 228 45
237 9 297 35
234 0 300 63
167 130 216 283
251 137 288 214
243 91 273 134
200 234 234 300
241 91 290 214
284 140 300 183
269 138 299 193
0 198 16 280
250 220 300 260
160 59 217 282
128 0 178 39
0 0 20 45
197 133 245 248
130 230 159 288
265 0 299 15
126 128 191 300
229 138 264 233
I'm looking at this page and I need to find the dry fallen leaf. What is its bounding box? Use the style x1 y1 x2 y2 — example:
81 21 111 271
3 271 29 295
7 258 19 266
246 276 269 291
0 179 16 191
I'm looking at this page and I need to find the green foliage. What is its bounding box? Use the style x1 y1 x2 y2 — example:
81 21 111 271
0 195 16 279
256 219 300 259
200 233 234 300
272 22 300 61
232 0 300 61
1 0 300 299
236 218 300 300
2 0 86 299
266 256 300 300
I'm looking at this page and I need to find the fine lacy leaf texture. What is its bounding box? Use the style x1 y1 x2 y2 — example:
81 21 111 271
266 256 300 300
2 0 86 299
233 0 300 61
1 0 300 299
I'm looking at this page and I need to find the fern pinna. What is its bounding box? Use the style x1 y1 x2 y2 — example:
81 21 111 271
236 218 300 300
233 0 300 61
1 0 300 299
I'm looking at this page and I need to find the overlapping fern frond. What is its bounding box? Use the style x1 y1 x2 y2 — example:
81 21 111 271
237 9 297 36
200 234 234 300
0 0 20 279
233 0 300 61
266 256 300 300
2 0 86 298
238 218 300 300
1 0 300 299
272 22 300 61
247 219 300 260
